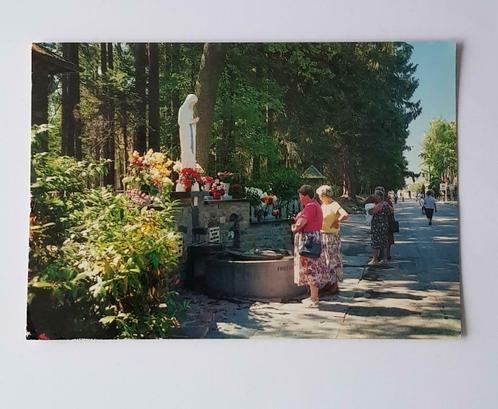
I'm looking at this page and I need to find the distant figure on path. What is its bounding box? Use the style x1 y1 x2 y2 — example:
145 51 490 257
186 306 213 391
419 194 426 214
423 190 437 225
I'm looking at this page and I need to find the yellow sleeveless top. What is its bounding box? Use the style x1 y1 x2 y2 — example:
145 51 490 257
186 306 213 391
321 201 342 234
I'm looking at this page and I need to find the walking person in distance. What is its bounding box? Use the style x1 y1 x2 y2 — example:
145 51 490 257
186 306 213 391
423 190 437 225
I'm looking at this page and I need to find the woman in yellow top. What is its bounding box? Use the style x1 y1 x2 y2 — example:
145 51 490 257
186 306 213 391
316 185 349 294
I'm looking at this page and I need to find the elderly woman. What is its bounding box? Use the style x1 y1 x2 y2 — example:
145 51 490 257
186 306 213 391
375 186 395 260
291 185 326 308
316 185 349 294
368 190 393 266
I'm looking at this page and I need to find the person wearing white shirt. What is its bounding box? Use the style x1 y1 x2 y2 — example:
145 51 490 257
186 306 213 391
423 191 437 225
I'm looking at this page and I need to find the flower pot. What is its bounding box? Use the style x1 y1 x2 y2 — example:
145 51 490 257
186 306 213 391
202 183 212 192
175 182 186 192
221 183 230 199
191 181 200 192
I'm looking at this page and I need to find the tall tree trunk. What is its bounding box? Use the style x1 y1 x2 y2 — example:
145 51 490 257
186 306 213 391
219 118 234 172
100 43 113 187
31 64 49 152
170 44 181 157
148 43 160 151
252 156 261 180
104 43 116 187
133 43 148 153
119 101 129 187
61 43 80 157
195 43 228 170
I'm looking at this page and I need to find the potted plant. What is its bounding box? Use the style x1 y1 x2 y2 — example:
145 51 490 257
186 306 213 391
201 175 214 192
209 178 225 200
217 171 234 199
229 183 244 199
178 167 202 192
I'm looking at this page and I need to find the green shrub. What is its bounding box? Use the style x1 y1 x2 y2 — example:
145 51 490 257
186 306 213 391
29 154 185 339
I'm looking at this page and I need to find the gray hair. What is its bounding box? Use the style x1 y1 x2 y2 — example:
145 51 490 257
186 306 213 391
316 185 334 198
375 190 384 200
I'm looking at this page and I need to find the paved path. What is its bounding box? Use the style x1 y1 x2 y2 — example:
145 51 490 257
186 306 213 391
180 201 461 339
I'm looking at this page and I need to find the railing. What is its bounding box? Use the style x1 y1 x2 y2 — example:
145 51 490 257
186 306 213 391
249 199 300 224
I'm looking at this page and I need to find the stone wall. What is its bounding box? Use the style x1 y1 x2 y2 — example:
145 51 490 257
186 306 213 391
241 220 292 250
172 193 292 254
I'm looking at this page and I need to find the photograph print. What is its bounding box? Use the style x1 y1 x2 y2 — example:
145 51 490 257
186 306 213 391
28 41 460 339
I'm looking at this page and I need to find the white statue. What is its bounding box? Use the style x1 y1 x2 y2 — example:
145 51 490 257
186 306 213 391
178 94 199 169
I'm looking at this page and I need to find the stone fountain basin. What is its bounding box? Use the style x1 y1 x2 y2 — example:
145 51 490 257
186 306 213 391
205 254 306 300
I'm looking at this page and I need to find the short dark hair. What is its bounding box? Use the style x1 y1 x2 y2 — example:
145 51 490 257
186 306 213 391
298 185 315 199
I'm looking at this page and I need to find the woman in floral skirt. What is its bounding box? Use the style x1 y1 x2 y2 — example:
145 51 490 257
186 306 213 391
316 185 349 295
291 185 328 308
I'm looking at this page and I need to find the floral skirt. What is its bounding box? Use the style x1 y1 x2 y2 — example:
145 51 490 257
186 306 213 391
321 232 343 283
293 231 330 287
371 216 390 250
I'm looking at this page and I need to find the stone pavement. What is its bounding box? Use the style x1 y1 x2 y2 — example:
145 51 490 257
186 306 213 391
179 201 461 339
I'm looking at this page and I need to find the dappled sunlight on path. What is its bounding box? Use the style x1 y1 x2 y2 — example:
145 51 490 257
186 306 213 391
179 200 461 339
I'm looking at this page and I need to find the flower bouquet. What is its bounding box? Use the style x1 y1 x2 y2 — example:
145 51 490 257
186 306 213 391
201 175 214 192
179 168 202 192
124 150 174 197
209 178 225 200
261 192 277 205
217 171 234 199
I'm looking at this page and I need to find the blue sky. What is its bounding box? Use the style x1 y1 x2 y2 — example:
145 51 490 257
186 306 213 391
405 41 456 173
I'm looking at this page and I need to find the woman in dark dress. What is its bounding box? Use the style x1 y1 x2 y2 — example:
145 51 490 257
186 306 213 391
368 190 393 266
375 186 395 260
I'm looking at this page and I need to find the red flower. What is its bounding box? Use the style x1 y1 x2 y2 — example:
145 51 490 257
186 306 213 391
179 167 202 190
217 171 234 181
202 176 214 185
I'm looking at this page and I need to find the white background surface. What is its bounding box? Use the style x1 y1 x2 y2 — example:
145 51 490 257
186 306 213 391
1 1 497 408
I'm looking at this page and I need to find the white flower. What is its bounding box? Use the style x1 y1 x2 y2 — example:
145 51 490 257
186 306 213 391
153 152 165 164
246 187 264 197
173 161 182 172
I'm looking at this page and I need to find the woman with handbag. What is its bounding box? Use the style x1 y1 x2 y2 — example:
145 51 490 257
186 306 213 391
368 190 393 266
375 186 396 260
291 185 326 308
316 185 349 295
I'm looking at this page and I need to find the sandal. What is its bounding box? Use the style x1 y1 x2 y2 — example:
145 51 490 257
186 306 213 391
306 300 319 308
302 298 319 308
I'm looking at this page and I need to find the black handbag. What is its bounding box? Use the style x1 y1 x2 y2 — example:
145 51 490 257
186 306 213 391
393 220 400 233
299 232 321 258
388 211 399 233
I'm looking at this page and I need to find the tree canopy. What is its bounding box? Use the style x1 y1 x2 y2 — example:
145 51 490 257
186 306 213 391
420 118 457 190
35 42 422 196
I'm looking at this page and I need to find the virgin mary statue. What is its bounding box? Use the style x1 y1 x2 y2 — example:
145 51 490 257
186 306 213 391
178 94 199 169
